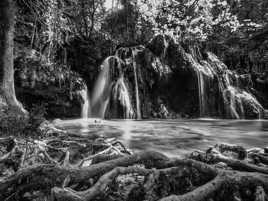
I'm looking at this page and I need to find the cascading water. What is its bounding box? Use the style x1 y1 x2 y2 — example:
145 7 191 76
91 56 119 118
184 47 263 119
111 76 134 118
79 34 263 119
132 48 142 119
206 52 263 119
223 86 243 119
196 66 208 117
115 46 144 119
79 85 90 119
89 46 143 119
185 52 215 117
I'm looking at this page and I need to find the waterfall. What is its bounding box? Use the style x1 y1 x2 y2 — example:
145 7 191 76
185 53 215 117
196 70 205 116
132 48 142 119
206 52 263 119
90 53 137 119
79 85 90 119
223 86 242 119
115 46 144 119
84 36 263 119
111 76 134 118
88 46 144 119
222 86 262 119
91 56 117 118
184 49 263 119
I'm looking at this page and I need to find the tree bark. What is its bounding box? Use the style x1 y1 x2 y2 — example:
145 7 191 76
0 150 168 200
0 0 27 115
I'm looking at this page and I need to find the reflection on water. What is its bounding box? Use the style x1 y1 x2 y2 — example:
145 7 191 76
54 118 268 158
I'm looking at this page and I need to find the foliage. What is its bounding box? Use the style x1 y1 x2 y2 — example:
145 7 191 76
102 0 139 45
101 0 156 46
131 0 267 72
16 0 107 63
15 46 85 92
15 0 268 70
206 0 268 72
136 0 240 42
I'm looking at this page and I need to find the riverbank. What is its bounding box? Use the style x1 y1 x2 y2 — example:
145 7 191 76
0 121 268 201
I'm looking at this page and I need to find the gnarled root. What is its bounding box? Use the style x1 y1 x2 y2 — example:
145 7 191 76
51 157 268 201
0 150 168 200
1 138 268 201
52 166 153 201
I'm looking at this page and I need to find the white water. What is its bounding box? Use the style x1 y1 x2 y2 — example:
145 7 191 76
197 70 205 116
185 50 263 119
132 48 142 119
79 85 90 119
112 76 134 118
207 52 263 119
54 118 268 158
83 50 137 119
223 86 243 119
185 52 215 117
81 46 144 119
91 56 115 118
79 43 263 120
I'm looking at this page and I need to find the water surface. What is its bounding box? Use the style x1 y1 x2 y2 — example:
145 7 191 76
54 118 268 158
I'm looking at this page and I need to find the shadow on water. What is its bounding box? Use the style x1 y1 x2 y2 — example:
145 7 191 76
54 118 268 158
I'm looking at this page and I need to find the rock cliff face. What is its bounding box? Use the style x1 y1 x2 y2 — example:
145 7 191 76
14 47 85 118
148 35 264 119
86 35 264 119
14 35 265 119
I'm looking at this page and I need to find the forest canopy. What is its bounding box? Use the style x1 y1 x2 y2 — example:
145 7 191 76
14 0 268 71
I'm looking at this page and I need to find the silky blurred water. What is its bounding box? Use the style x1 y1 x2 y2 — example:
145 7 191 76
54 118 268 158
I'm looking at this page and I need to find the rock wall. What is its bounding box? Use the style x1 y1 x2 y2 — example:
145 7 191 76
93 34 264 119
13 34 265 119
14 47 85 119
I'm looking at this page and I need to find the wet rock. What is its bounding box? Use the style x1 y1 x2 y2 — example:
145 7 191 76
14 54 84 119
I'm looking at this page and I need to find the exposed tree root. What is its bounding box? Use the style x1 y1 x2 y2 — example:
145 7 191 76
159 174 225 201
52 166 153 201
0 135 268 201
0 149 168 200
159 171 268 201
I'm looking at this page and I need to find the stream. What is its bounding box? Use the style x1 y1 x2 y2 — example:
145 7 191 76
54 118 268 158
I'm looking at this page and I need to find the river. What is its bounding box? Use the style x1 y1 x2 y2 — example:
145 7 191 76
54 118 268 158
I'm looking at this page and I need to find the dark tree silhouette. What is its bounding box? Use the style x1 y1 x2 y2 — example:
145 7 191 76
0 0 27 115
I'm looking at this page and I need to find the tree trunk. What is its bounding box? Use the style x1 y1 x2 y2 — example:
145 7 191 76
0 0 27 115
